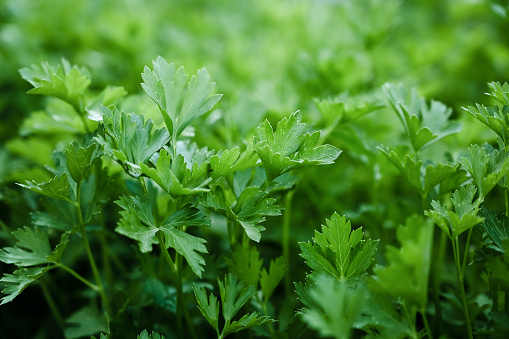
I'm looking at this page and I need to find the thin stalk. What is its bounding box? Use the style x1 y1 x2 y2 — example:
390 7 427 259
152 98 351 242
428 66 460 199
402 303 418 339
59 264 98 291
158 234 198 339
157 236 182 337
431 229 447 333
505 190 509 217
260 179 271 193
420 308 432 339
502 291 509 313
461 228 473 276
76 182 112 317
317 116 341 146
138 176 149 196
282 190 294 297
451 236 473 339
99 232 113 286
171 134 178 160
256 294 275 335
175 253 198 339
158 233 176 274
487 267 499 311
228 220 240 249
499 291 509 313
40 278 64 330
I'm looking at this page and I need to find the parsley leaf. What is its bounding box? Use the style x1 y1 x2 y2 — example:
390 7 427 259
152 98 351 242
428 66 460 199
140 149 211 197
95 106 170 177
298 275 366 339
19 59 91 115
18 173 73 202
260 256 287 301
372 214 434 311
463 82 509 148
233 187 282 242
225 245 263 287
115 195 210 277
66 142 103 183
0 227 70 304
384 83 462 153
299 213 378 281
480 208 509 253
379 147 467 200
141 56 222 139
209 144 259 182
193 274 273 339
254 111 341 181
460 145 509 198
137 330 166 339
426 184 484 239
0 267 47 305
0 227 52 266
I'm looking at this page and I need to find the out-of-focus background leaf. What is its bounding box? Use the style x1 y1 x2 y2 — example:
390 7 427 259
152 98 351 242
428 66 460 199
1 0 509 337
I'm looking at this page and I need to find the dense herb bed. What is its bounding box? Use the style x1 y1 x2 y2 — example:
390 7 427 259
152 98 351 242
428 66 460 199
1 1 509 338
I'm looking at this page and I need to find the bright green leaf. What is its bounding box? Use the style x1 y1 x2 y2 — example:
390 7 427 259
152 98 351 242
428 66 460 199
254 112 341 181
480 208 509 252
426 184 484 239
0 267 47 305
193 284 220 332
0 227 52 266
66 142 102 183
95 106 170 177
18 173 73 202
233 187 282 242
140 149 211 197
115 195 210 277
141 56 222 139
384 83 461 153
300 213 378 281
20 59 91 114
460 145 509 198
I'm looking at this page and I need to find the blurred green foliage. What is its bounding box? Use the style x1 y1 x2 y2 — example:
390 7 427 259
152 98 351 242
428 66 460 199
2 0 509 338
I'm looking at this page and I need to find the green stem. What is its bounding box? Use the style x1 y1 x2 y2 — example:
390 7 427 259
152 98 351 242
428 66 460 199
227 220 238 249
139 177 149 196
76 182 112 317
505 190 509 217
99 232 113 286
59 264 98 291
487 267 498 311
402 303 418 339
501 290 509 313
421 308 432 339
256 294 274 335
431 229 447 333
175 253 198 339
461 228 473 276
282 190 294 297
452 236 473 339
158 233 176 274
40 278 65 330
171 134 178 160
